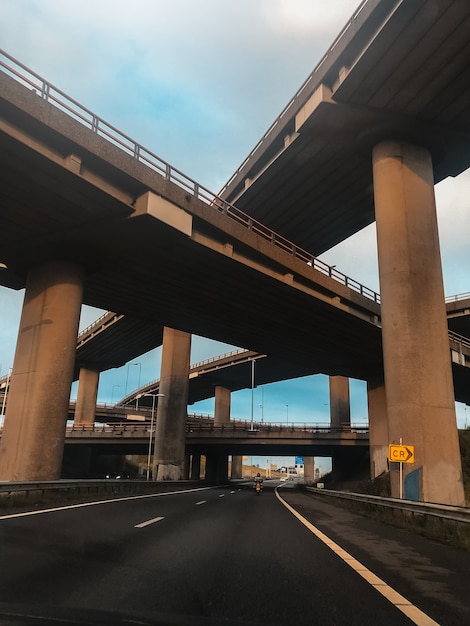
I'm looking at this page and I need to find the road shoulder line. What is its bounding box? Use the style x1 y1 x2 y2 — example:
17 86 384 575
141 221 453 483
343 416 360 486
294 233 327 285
275 488 440 626
0 486 217 521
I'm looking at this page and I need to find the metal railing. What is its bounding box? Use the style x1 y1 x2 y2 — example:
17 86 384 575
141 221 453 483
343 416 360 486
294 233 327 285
187 422 369 434
445 292 470 302
218 0 369 196
61 421 369 436
77 312 124 345
449 330 470 351
0 49 380 305
190 348 252 371
305 486 470 523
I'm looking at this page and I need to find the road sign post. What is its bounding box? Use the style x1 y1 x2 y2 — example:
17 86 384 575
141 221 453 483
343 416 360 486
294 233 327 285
388 440 415 499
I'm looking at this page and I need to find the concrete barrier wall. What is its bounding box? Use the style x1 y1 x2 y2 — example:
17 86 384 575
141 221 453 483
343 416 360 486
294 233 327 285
0 480 200 509
302 486 470 552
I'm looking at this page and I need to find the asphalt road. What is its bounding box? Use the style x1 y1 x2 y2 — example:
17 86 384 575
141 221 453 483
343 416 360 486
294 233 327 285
0 481 468 625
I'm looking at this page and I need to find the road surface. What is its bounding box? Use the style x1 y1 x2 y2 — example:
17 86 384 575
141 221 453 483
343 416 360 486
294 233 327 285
0 481 468 625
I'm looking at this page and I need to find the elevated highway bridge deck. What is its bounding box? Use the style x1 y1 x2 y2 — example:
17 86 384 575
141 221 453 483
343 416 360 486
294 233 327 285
62 420 369 458
219 0 470 254
0 1 469 499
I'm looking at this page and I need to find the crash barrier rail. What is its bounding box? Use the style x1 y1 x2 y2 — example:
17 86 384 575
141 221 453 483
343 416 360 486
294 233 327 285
0 49 380 305
62 422 369 435
445 292 470 302
217 0 369 198
303 486 470 550
0 480 202 509
448 330 470 350
187 422 369 434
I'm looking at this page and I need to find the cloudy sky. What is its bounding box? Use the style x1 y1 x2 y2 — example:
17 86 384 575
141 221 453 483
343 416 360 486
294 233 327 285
1 0 469 456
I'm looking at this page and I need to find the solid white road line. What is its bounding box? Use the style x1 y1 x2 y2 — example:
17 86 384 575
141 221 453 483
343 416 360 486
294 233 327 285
275 488 440 626
135 516 165 528
0 486 217 521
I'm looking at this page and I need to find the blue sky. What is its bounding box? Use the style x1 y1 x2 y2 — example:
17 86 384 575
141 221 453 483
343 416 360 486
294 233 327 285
1 1 469 470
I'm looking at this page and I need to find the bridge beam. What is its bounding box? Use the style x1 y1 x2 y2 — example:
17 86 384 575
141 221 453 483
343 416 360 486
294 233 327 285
372 139 464 505
153 328 191 480
0 260 84 481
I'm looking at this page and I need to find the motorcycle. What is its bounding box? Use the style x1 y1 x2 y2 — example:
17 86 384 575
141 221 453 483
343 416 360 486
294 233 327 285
254 480 263 495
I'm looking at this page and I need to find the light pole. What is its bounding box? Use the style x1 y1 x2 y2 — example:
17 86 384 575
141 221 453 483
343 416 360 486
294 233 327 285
125 362 141 396
111 385 120 405
250 359 255 431
259 386 264 423
140 392 164 480
286 404 289 426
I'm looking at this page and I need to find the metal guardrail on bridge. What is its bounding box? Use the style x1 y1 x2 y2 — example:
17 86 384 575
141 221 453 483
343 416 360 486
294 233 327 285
61 422 369 437
0 49 380 305
303 486 470 550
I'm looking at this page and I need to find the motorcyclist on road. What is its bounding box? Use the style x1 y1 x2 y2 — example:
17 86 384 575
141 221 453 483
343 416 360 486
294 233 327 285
253 472 263 491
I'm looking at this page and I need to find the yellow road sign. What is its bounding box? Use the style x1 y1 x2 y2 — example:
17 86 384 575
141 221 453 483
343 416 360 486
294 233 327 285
388 444 415 463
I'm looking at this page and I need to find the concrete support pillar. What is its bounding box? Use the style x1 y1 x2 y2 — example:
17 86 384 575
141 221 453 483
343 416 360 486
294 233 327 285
304 456 315 486
184 452 191 479
367 375 389 479
214 386 231 425
190 454 201 480
205 453 228 483
214 386 231 479
153 327 191 480
372 139 464 505
0 260 84 481
329 376 350 429
231 455 243 479
74 367 99 425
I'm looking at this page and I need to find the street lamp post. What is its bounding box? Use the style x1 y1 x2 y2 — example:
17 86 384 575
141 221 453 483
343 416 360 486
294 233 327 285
286 404 289 426
139 392 164 480
125 362 141 396
111 385 120 405
250 359 255 431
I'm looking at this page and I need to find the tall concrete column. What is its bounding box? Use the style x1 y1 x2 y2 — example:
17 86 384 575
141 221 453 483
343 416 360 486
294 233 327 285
153 327 191 480
74 367 99 425
205 453 227 483
0 260 84 481
231 455 243 479
329 376 350 429
190 454 201 480
372 139 464 505
184 452 191 479
214 386 231 426
304 456 315 486
212 386 231 481
367 374 389 479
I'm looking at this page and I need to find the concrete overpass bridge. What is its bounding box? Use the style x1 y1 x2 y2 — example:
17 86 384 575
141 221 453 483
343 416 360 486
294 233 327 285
59 418 370 481
62 420 369 457
2 299 469 413
0 0 469 504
